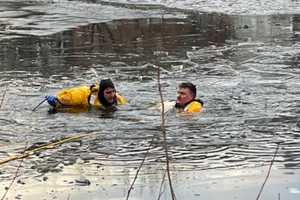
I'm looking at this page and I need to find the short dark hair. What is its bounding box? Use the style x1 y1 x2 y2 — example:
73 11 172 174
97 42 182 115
179 82 197 98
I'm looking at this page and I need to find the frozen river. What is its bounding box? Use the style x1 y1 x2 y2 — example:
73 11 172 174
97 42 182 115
0 0 300 200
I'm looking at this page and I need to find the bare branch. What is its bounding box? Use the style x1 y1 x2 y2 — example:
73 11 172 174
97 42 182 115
125 136 155 200
157 169 167 200
0 159 24 200
0 133 91 166
156 64 177 200
256 143 280 200
0 141 27 200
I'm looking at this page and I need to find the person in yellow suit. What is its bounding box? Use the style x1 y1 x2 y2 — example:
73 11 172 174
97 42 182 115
175 82 203 113
46 79 127 112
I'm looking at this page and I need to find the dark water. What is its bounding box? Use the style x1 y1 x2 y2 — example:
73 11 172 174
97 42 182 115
0 1 300 199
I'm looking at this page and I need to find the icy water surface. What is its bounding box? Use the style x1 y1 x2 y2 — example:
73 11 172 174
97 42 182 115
0 0 300 200
100 0 300 15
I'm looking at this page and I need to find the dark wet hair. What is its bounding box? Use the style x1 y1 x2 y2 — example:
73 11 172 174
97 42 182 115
98 79 116 107
179 82 197 98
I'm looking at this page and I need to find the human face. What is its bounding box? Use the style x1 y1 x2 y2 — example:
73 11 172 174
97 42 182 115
103 87 116 103
176 87 194 106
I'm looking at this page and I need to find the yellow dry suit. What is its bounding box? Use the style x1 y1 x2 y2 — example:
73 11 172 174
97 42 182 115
175 99 203 113
54 84 127 110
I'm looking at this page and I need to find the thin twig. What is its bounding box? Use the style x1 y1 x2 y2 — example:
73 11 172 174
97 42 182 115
0 84 8 109
0 83 18 200
157 64 176 200
125 136 155 200
0 133 92 166
1 142 28 200
157 169 167 200
0 132 97 199
256 143 280 200
0 158 24 200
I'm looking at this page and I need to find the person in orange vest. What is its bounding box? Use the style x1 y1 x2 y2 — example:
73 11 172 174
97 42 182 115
46 79 126 112
175 82 203 113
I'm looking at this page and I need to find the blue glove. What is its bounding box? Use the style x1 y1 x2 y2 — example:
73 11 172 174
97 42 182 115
45 95 58 107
